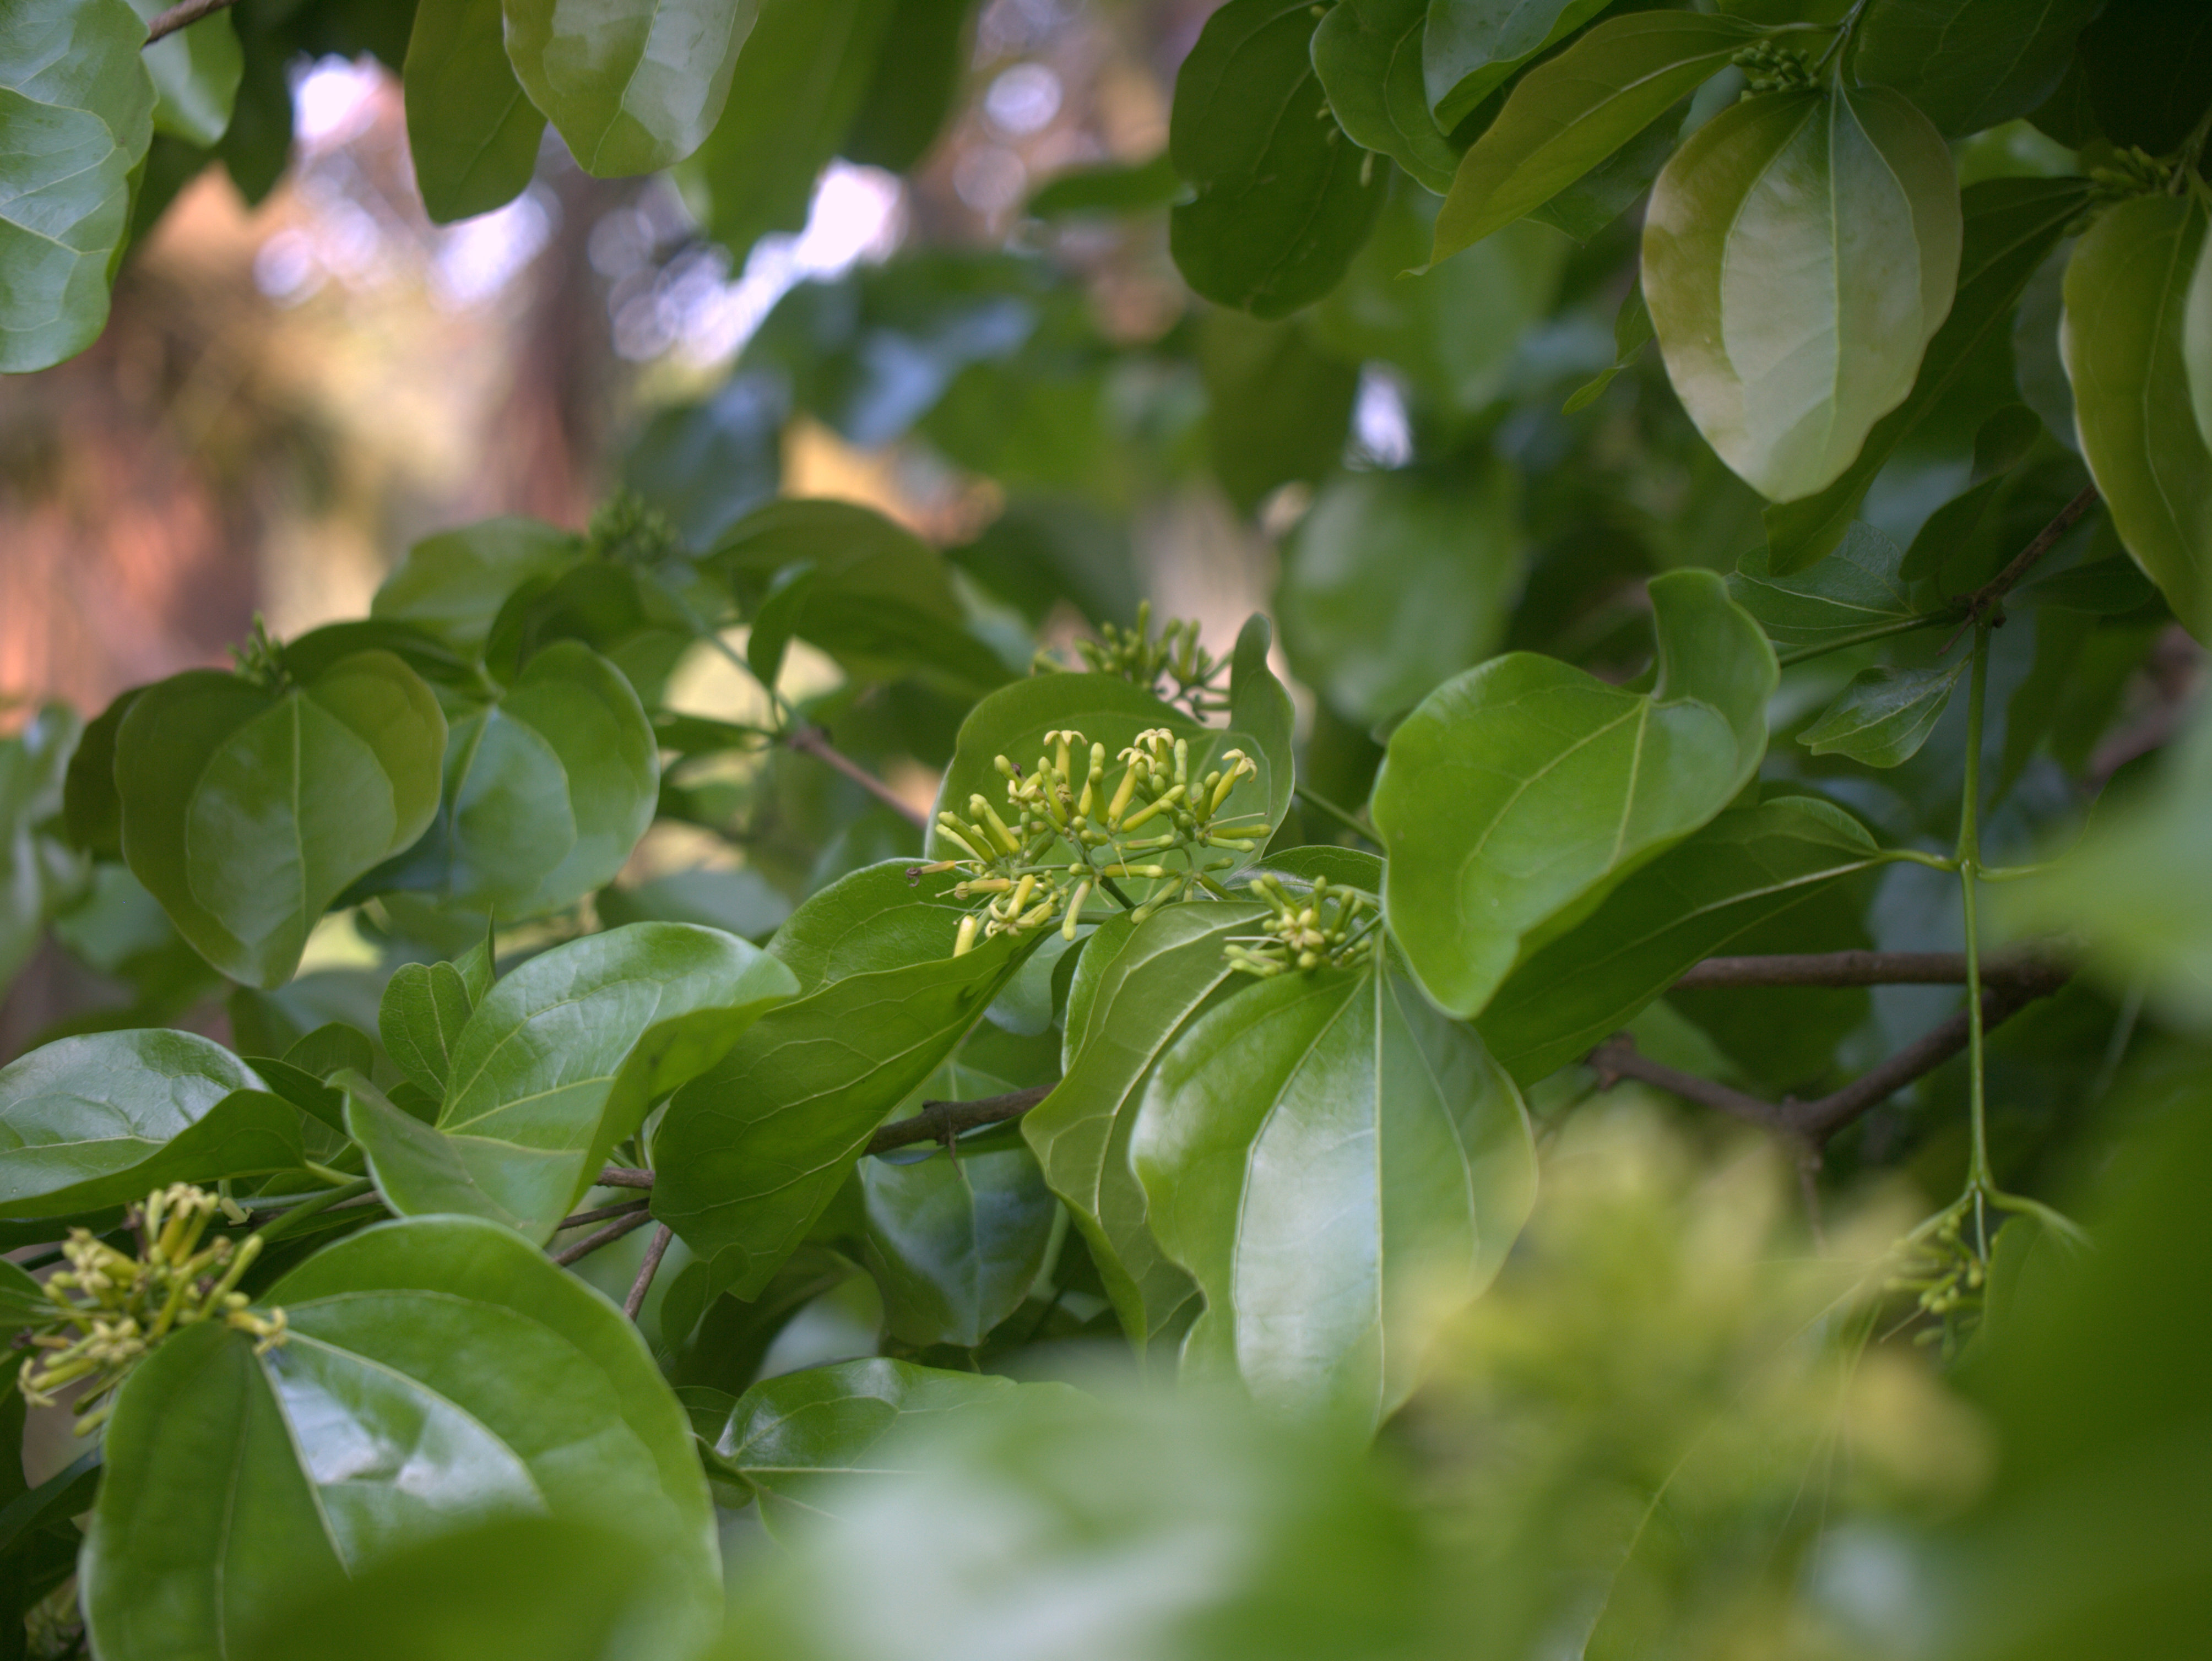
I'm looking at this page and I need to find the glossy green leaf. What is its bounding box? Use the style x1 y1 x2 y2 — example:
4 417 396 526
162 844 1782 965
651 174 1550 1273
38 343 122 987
1134 953 1535 1426
403 0 547 224
0 1030 304 1217
62 686 139 860
1763 177 2091 572
652 864 1036 1299
863 1136 1056 1348
1432 12 1760 264
684 0 895 257
930 670 1282 873
701 1356 1050 1529
378 958 474 1099
1478 797 1880 1083
1311 186 1569 411
1169 0 1388 318
841 0 971 172
370 518 581 659
82 1216 720 1661
1199 311 1359 512
1727 520 1924 650
1312 0 1462 193
2064 194 2212 635
365 640 659 919
1643 85 1962 502
116 652 447 989
1023 903 1263 1344
1423 0 1611 129
1800 662 1966 766
0 0 154 371
1850 0 2098 138
128 0 240 149
500 0 755 176
1280 463 1527 726
1373 569 1776 1020
233 1516 665 1661
349 921 796 1242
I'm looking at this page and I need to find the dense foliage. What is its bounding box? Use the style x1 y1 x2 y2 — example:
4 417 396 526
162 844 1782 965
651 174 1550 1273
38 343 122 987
1 0 2210 1654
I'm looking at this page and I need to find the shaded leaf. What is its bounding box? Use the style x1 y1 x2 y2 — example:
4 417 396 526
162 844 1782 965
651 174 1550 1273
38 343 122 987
841 0 972 172
403 0 546 224
369 518 581 660
1024 153 1180 219
2075 0 2212 156
1199 311 1358 513
1562 276 1651 412
129 0 240 149
1850 0 2098 138
1373 569 1775 1019
377 959 474 1098
1423 0 1612 129
863 1135 1056 1348
1313 0 1463 194
1727 520 1924 650
0 705 82 990
500 0 755 176
1800 661 1966 766
1229 612 1297 837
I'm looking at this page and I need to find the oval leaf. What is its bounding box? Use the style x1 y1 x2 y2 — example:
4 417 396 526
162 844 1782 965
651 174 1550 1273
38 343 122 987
1727 521 1923 652
370 518 581 659
862 1135 1057 1349
1311 0 1463 194
1168 0 1388 318
1643 85 1963 503
82 1216 719 1661
500 0 756 176
1850 0 2099 138
116 652 447 988
1133 955 1536 1427
349 921 798 1242
1373 569 1776 1021
2064 193 2212 635
129 0 241 148
1423 0 1612 129
1799 661 1965 766
403 0 547 223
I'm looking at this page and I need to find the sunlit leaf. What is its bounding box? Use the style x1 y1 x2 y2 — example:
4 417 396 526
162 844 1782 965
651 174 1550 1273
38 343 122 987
403 0 546 223
501 0 756 176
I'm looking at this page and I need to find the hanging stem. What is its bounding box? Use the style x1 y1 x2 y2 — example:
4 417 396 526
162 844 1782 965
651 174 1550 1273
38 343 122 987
1957 622 1994 1212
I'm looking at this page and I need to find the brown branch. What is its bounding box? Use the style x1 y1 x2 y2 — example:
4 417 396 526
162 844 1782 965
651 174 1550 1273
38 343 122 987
145 0 238 44
597 1166 656 1190
1589 972 2069 1152
555 1197 651 1231
549 1204 658 1267
787 727 929 829
1671 949 2064 991
1943 485 2100 652
864 1085 1054 1156
624 1225 674 1320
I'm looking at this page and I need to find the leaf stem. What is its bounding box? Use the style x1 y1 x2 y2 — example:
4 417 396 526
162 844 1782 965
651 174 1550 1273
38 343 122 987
624 1225 675 1320
1293 784 1380 846
1941 485 2100 653
1873 847 1960 872
549 1205 658 1267
786 726 930 829
252 1179 377 1244
1958 622 1994 1199
144 0 240 43
1775 613 1956 669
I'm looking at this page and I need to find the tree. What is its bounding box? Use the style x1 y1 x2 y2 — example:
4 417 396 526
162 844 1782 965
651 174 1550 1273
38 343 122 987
0 0 2207 1654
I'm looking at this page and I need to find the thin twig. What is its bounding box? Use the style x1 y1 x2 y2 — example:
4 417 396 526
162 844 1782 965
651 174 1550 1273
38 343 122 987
598 1166 657 1190
1671 948 2062 991
1293 784 1380 847
865 1085 1054 1156
787 727 929 828
624 1225 674 1320
556 1197 651 1231
549 1206 658 1267
1942 485 2100 653
145 0 238 43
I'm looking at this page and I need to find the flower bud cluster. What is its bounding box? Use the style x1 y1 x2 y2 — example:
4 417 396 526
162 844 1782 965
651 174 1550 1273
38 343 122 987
1035 602 1231 718
1732 41 1819 96
18 1185 288 1436
1885 1204 1986 1349
928 726 1265 953
1224 874 1379 978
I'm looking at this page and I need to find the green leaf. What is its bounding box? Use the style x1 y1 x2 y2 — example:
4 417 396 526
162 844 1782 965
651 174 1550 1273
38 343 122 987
1023 904 1261 1344
2075 0 2212 156
82 1215 720 1661
652 864 1037 1299
684 0 896 257
1727 520 1926 651
377 959 474 1098
1801 661 1966 766
1280 463 1527 726
365 640 659 919
1310 184 1569 411
1199 311 1358 513
1423 0 1611 130
349 921 796 1242
0 0 155 371
1850 0 2099 138
863 1136 1057 1348
1562 276 1652 412
1312 0 1463 194
500 0 755 176
1373 569 1775 1020
1643 85 1962 503
1024 153 1181 219
1134 953 1535 1426
0 1030 303 1218
841 0 971 172
62 686 139 860
2064 194 2212 636
1477 797 1881 1083
1432 11 1760 265
128 0 240 148
370 518 581 659
1169 0 1388 319
1230 613 1297 837
598 866 793 941
403 0 546 224
700 1356 1049 1529
116 652 447 989
928 671 1284 875
0 705 82 989
1762 176 2091 573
